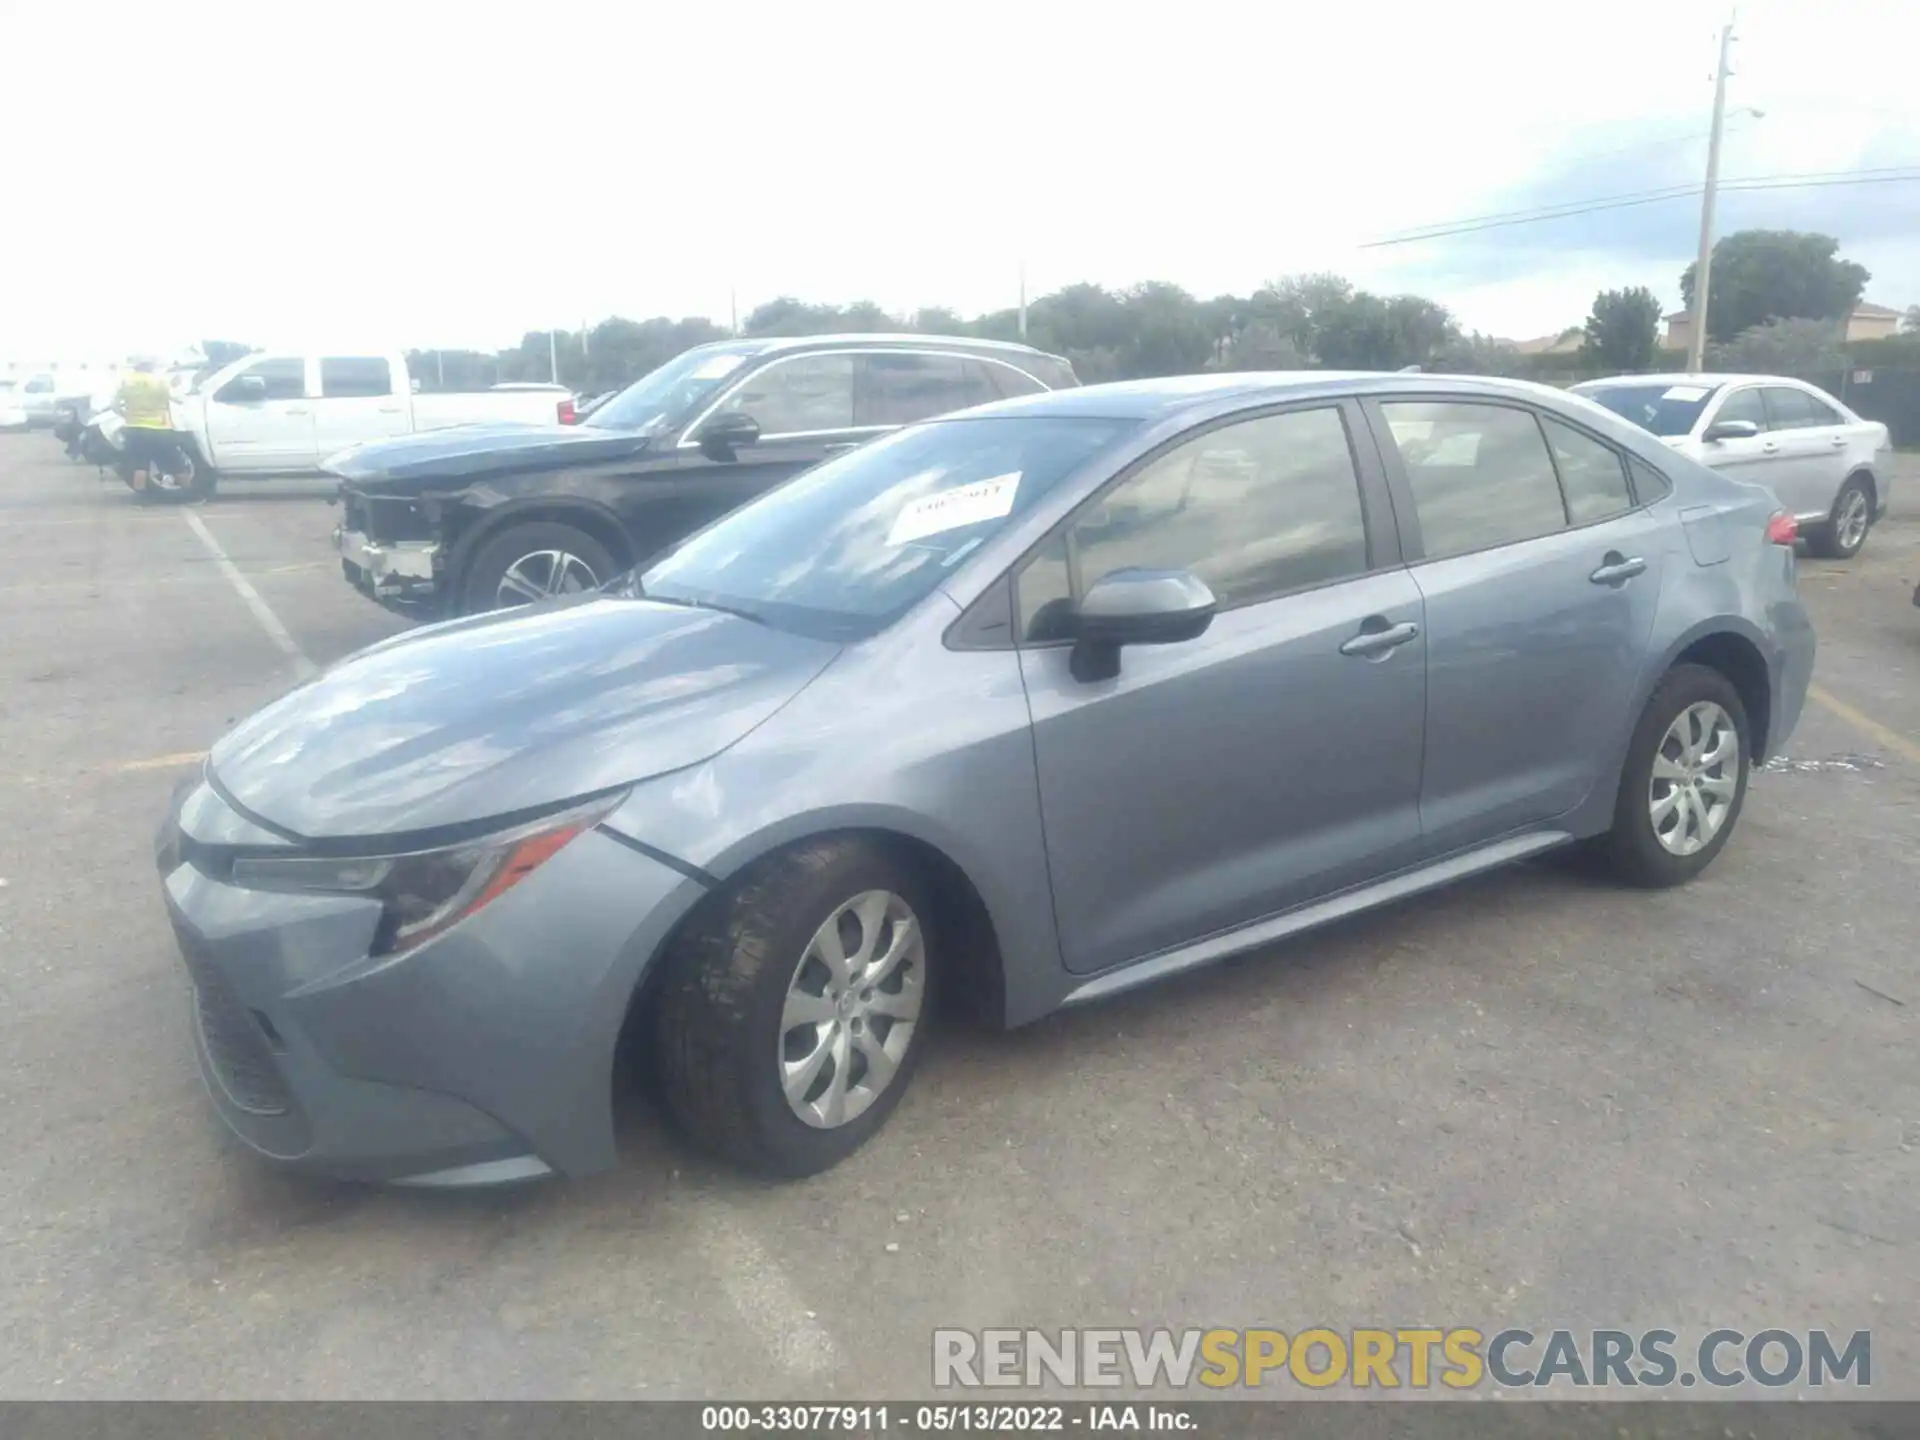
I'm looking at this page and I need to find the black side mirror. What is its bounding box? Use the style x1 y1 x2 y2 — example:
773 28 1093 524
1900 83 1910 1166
697 411 760 457
1703 418 1759 443
224 374 269 403
1070 568 1217 682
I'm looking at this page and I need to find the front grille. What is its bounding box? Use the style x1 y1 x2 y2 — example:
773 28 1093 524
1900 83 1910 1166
348 492 436 543
180 945 294 1116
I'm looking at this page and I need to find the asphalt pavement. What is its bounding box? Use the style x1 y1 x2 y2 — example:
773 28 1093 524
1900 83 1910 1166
0 439 1915 1400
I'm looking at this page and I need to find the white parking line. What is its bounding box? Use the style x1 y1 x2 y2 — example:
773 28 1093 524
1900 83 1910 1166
693 1210 842 1379
181 510 318 681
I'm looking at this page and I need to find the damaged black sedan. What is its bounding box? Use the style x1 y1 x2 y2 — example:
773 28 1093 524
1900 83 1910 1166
329 333 1077 617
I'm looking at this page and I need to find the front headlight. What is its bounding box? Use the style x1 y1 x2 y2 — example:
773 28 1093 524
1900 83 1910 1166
229 793 625 954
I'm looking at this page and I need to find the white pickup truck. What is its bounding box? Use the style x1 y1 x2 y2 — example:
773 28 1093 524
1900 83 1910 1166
170 352 575 480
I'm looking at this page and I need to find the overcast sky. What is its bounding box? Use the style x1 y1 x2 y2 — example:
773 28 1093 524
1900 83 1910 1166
2 0 1915 363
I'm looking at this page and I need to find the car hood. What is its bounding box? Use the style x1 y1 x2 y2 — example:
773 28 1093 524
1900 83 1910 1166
325 422 655 491
208 596 840 839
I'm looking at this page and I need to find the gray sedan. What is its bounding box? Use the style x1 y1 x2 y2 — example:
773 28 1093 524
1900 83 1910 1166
156 372 1815 1184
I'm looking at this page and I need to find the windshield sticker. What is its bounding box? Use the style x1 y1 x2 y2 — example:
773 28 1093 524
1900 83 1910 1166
1661 385 1710 402
888 472 1021 546
692 354 747 381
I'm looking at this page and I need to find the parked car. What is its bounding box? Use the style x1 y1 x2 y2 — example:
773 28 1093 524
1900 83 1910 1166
158 371 1814 1186
14 373 59 428
327 333 1079 617
168 351 577 488
0 380 27 431
1571 373 1892 559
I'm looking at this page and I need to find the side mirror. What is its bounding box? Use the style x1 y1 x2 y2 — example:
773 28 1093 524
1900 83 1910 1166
226 374 269 403
1703 418 1759 443
1070 568 1217 682
697 411 760 457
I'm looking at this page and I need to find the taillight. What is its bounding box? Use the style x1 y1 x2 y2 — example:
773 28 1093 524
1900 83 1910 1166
1766 511 1798 546
557 398 577 425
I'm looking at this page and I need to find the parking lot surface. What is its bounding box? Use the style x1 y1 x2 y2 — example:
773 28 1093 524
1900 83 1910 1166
1 439 1916 1399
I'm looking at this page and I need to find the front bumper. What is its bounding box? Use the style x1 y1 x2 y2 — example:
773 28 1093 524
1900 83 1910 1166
0 406 28 431
335 526 440 609
157 778 705 1184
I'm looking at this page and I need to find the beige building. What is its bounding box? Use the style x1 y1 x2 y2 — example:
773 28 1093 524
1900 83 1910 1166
1664 300 1902 353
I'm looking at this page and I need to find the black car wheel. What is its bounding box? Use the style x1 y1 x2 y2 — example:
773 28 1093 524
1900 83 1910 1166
654 837 936 1177
462 521 617 614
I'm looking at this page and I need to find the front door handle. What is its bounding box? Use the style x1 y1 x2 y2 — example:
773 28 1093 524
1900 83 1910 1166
1590 553 1648 586
1831 435 1848 448
284 406 310 416
1760 441 1779 454
1339 619 1420 658
823 441 860 454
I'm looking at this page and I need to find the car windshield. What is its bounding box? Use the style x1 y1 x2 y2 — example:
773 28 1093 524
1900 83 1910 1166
1575 382 1720 437
582 344 767 433
621 416 1131 642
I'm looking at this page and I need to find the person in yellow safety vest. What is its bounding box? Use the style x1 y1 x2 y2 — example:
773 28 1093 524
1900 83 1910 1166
115 357 176 493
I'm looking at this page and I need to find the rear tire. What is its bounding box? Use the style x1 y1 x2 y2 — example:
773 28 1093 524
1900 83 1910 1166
654 839 936 1178
1808 475 1872 559
1599 664 1751 889
461 521 616 615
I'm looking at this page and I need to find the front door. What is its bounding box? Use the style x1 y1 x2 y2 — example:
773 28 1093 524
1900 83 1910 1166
202 356 315 472
1694 384 1786 495
1015 403 1427 976
1370 398 1666 851
626 352 875 562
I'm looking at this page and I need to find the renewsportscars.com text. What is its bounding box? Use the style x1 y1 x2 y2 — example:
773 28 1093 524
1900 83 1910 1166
932 1327 1872 1391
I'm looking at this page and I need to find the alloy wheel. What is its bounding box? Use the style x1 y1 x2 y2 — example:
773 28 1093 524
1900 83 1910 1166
497 549 599 606
1649 700 1740 857
1836 489 1869 552
778 890 926 1129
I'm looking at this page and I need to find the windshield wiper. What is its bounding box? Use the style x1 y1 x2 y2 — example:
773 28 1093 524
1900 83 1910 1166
629 585 767 627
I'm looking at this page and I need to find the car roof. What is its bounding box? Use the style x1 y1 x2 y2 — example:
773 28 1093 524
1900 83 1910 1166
956 370 1591 422
740 332 1068 362
1573 373 1823 389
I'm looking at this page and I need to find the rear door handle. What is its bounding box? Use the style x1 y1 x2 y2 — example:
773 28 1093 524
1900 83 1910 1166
1590 554 1647 586
1339 619 1420 658
284 406 310 416
1761 441 1779 454
823 441 860 454
1831 436 1848 447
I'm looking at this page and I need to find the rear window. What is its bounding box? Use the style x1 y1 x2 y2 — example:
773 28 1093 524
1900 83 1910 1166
321 357 393 398
1574 382 1718 437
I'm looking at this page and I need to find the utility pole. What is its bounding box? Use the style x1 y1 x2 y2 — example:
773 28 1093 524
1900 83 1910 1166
1688 13 1737 374
730 289 738 335
1018 261 1028 342
549 328 560 385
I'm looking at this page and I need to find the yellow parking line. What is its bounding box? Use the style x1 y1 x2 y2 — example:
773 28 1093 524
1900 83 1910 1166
111 752 205 773
1806 684 1920 765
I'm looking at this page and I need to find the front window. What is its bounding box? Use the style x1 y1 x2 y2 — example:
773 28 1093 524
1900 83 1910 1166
1575 382 1720 437
582 344 766 433
625 416 1131 641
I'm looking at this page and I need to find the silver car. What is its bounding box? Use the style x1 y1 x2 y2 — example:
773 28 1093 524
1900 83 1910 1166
157 373 1816 1184
1572 373 1893 559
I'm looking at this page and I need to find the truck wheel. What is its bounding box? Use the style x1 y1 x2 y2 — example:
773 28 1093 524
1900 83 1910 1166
141 450 217 506
654 838 936 1177
462 522 617 614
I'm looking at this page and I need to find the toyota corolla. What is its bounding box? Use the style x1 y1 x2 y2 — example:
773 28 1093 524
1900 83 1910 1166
156 373 1815 1185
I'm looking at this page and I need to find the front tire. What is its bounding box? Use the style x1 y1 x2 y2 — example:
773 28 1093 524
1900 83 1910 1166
461 521 615 614
1599 664 1751 888
654 839 936 1177
1808 475 1872 559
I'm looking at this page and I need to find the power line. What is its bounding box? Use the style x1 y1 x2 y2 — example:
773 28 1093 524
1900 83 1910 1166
1358 167 1920 248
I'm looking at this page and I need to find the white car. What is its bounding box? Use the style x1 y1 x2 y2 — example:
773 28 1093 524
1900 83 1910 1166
0 380 28 432
1572 373 1892 559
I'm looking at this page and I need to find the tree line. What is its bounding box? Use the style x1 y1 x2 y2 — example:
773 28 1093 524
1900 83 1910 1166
229 228 1911 397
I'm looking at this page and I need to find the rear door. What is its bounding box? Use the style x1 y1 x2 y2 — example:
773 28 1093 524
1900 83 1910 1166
1369 397 1666 852
1759 385 1846 518
201 356 314 472
313 356 410 460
